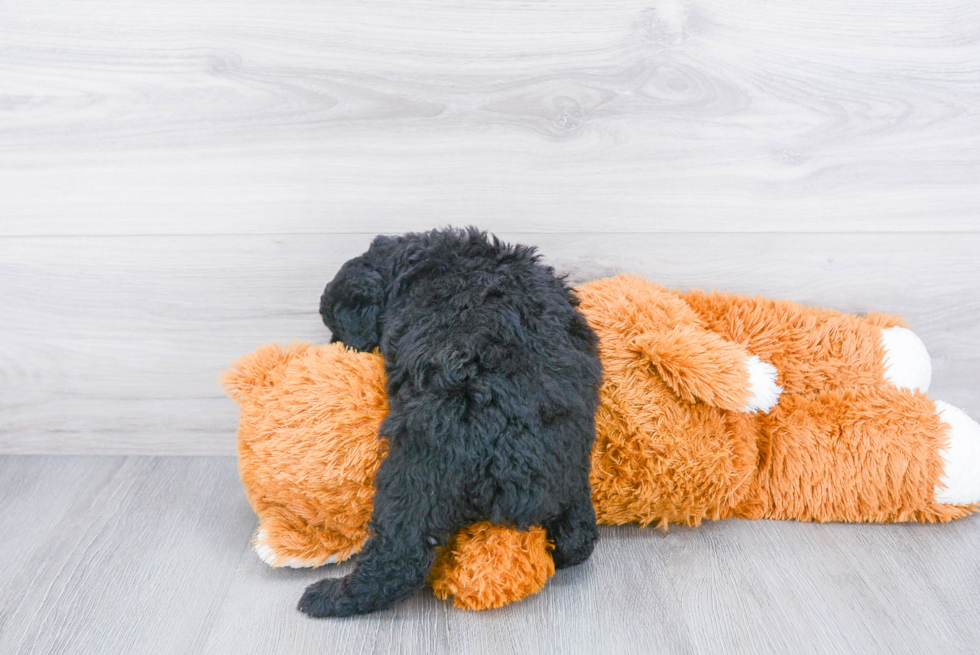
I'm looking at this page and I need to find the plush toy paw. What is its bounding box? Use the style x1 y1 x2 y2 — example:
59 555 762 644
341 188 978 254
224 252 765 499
742 356 782 413
253 529 333 568
934 401 980 505
881 327 932 392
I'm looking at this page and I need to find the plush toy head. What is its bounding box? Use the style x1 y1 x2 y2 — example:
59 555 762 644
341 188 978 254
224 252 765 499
224 274 979 610
223 342 387 566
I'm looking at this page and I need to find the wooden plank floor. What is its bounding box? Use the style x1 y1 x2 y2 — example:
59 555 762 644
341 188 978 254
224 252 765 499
3 455 980 655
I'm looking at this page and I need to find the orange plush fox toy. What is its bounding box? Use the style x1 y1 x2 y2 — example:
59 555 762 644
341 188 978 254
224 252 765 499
223 274 980 611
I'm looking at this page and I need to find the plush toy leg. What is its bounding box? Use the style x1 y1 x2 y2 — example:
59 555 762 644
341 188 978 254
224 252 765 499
425 470 594 610
251 519 363 569
933 401 980 505
430 523 554 610
744 386 976 522
680 290 918 395
253 527 323 568
880 327 932 392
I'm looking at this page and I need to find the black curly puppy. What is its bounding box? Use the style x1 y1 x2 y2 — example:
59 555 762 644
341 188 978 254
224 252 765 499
299 227 602 617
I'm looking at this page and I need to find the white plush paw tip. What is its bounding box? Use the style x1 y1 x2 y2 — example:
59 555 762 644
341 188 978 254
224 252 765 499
881 326 932 392
934 402 980 505
742 356 783 413
253 528 330 569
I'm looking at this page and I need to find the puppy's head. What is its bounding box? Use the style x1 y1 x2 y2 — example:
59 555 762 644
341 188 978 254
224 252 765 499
320 237 397 351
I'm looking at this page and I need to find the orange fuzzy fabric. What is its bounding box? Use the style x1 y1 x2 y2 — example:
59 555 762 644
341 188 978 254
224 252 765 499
223 341 388 566
743 386 964 523
679 289 906 394
429 522 554 610
223 274 973 609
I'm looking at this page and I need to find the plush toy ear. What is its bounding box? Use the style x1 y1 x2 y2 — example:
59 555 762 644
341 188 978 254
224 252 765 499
220 341 313 401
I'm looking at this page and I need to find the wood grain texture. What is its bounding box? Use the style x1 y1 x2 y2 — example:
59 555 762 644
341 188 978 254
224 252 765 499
1 0 979 234
0 456 257 655
2 232 977 454
3 455 980 655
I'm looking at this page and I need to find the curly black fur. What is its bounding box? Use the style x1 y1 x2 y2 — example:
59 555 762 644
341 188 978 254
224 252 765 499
299 227 602 617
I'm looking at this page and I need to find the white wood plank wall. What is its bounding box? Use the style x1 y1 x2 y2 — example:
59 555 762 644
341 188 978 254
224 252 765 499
2 0 978 453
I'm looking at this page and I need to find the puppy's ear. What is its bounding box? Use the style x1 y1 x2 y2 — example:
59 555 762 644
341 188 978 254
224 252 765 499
320 258 386 351
332 300 382 350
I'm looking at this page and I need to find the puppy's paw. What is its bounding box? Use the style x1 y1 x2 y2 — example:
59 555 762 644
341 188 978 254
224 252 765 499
741 356 782 413
298 578 348 618
552 536 596 570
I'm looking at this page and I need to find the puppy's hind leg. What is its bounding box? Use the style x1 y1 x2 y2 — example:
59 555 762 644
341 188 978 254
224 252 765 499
298 451 458 617
544 488 599 570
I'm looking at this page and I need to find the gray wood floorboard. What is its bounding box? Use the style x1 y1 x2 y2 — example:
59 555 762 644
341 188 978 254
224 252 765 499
3 455 980 654
1 232 977 454
0 456 256 655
